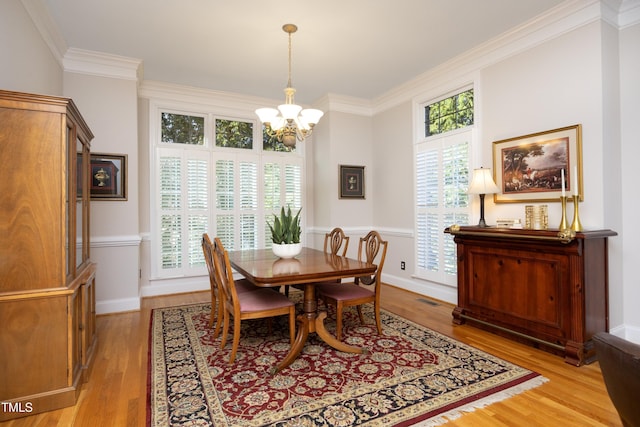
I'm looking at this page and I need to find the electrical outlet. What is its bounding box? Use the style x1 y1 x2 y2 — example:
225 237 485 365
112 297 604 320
400 261 405 270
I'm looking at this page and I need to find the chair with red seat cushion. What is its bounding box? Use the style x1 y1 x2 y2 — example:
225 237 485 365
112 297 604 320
317 230 388 341
201 234 258 337
212 237 296 364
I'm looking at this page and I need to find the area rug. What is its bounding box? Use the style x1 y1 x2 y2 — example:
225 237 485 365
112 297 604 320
148 297 547 426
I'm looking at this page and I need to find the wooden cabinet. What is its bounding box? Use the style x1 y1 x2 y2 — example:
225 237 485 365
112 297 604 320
0 90 96 420
446 226 616 366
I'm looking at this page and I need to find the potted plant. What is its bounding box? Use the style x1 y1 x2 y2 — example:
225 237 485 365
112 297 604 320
268 206 302 258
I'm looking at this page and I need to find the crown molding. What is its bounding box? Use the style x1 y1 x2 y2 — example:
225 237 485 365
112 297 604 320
372 0 615 114
618 0 640 27
139 80 278 116
313 93 373 117
20 0 67 65
63 48 142 81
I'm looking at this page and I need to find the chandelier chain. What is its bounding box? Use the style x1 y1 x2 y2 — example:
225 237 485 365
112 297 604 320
287 29 292 88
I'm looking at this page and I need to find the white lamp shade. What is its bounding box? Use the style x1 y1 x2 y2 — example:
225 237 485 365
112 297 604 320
270 116 285 131
468 168 500 194
278 103 302 120
300 108 324 125
255 108 278 123
295 117 311 131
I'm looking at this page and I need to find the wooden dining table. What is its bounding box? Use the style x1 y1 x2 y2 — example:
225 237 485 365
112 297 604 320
227 246 377 374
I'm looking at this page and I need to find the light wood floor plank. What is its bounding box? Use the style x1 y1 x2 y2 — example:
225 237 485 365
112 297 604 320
0 285 621 426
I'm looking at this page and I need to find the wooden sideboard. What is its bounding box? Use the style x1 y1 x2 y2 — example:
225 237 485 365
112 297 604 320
445 226 617 366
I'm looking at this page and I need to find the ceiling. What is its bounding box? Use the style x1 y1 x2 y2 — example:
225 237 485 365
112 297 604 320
43 0 566 104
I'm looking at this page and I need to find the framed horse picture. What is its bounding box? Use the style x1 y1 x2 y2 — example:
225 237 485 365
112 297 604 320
492 125 582 203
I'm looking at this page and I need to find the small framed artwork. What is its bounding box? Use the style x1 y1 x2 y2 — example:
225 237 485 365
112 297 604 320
339 165 365 199
492 124 583 203
89 153 127 200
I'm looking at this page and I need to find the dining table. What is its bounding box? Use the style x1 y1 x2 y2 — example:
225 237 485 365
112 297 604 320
227 246 377 374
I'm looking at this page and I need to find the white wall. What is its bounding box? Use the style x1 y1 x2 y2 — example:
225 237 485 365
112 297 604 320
63 64 143 314
0 1 62 95
313 111 374 228
619 20 640 342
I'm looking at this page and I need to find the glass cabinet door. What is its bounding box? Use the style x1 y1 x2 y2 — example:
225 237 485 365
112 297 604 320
76 136 89 270
66 124 73 279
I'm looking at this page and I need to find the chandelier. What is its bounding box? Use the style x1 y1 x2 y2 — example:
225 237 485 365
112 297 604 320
255 24 324 149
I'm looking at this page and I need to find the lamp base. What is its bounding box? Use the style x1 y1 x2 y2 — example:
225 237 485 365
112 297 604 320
477 193 489 227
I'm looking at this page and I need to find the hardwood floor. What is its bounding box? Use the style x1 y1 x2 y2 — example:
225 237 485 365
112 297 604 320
1 284 621 426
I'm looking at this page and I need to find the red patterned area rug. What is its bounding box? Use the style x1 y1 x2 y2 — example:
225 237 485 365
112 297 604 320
148 297 547 426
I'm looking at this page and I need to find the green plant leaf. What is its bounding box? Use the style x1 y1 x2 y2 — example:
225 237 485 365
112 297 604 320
267 205 302 244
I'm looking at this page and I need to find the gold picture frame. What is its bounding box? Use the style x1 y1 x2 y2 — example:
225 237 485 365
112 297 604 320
492 124 582 203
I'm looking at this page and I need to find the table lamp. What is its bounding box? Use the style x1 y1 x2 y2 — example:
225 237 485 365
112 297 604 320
468 167 500 227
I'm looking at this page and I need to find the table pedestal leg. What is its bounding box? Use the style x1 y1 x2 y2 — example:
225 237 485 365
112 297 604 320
270 284 368 374
271 315 309 375
315 311 369 355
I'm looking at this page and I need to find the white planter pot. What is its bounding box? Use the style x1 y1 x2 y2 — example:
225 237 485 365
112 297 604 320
272 243 302 259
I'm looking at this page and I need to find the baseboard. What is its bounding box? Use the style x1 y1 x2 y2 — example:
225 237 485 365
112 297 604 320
381 273 457 305
96 296 141 314
141 276 210 298
609 323 640 345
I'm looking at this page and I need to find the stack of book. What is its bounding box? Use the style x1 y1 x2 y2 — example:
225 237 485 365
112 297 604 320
496 218 523 229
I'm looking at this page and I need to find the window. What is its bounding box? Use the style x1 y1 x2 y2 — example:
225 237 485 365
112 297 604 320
153 108 303 279
425 88 473 137
215 119 253 149
415 88 474 286
161 112 205 145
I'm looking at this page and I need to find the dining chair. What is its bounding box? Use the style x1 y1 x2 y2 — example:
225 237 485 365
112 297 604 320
325 227 350 256
317 230 388 341
201 233 258 337
285 227 350 297
212 237 296 364
316 227 350 286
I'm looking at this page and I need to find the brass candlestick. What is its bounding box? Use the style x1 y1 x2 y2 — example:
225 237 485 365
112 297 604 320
559 196 569 231
570 195 582 231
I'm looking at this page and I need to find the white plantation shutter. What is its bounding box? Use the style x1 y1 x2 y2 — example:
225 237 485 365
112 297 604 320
239 161 258 250
157 149 210 275
285 164 302 209
416 148 439 274
187 159 208 267
263 163 281 211
263 158 303 247
263 162 281 246
415 130 471 286
151 107 305 279
159 156 182 269
215 159 235 250
213 155 260 251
